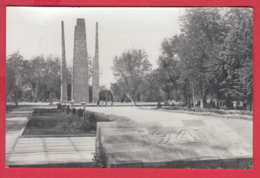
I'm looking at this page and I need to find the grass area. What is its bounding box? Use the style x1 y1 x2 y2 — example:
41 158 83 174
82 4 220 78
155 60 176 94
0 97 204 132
164 106 252 115
159 106 252 120
22 109 111 136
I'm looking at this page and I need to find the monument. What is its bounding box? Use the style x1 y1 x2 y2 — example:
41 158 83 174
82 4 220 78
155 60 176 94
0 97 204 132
60 21 68 102
72 18 89 102
61 18 100 103
92 22 100 103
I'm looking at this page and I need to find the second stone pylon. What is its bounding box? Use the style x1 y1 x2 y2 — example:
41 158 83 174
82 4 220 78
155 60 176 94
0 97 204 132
60 20 68 103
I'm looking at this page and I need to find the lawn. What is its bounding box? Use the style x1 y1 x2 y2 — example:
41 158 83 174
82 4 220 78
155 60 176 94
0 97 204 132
22 109 111 136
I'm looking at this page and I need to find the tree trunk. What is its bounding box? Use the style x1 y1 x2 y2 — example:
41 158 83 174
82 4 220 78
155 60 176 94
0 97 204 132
34 82 39 102
191 82 195 107
200 98 204 109
126 93 136 106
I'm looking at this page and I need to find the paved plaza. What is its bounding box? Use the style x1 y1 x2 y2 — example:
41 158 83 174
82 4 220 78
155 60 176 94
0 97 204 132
6 107 95 167
87 107 252 167
85 107 252 144
7 137 95 167
6 105 252 167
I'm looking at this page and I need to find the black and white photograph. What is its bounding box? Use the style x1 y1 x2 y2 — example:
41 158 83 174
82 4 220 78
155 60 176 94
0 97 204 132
6 7 252 168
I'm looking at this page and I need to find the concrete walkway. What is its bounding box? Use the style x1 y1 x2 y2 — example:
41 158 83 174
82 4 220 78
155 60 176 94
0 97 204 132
6 105 252 167
85 107 252 145
7 137 95 167
86 106 252 166
6 109 33 164
6 106 95 167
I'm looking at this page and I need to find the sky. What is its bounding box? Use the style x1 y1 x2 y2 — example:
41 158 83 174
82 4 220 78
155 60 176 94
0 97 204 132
7 7 184 88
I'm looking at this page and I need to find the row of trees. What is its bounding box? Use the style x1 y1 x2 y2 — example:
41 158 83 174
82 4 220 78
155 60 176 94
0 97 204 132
6 8 252 109
6 53 63 104
111 8 252 109
6 52 99 105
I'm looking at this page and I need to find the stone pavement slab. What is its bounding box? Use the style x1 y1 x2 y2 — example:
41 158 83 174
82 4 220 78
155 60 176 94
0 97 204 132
90 107 252 168
7 137 95 167
6 105 97 167
6 117 30 163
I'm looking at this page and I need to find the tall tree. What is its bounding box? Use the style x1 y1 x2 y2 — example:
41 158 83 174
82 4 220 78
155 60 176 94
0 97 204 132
157 38 181 101
6 52 24 105
176 8 227 108
112 49 152 104
6 53 67 103
216 8 253 109
156 8 252 109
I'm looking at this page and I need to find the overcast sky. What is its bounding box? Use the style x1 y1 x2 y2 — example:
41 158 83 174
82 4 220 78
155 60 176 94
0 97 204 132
7 7 184 87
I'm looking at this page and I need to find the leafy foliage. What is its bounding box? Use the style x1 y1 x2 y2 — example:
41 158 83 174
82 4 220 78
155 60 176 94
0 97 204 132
111 8 252 110
7 8 252 110
112 49 152 103
6 53 61 103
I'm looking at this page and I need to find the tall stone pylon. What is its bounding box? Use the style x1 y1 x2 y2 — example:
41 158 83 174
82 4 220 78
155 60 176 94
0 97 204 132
72 18 89 103
93 22 100 103
60 21 68 102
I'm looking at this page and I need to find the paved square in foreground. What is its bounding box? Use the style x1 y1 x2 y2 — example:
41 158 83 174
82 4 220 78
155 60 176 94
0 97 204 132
91 107 252 168
7 137 95 167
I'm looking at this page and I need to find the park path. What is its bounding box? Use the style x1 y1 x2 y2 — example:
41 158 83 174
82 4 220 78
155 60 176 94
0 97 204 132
6 108 34 161
6 106 95 167
6 105 252 167
85 107 252 149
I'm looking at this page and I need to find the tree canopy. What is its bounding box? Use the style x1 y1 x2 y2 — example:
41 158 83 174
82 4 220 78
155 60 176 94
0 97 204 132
112 49 152 104
111 8 252 109
6 53 61 103
7 8 252 110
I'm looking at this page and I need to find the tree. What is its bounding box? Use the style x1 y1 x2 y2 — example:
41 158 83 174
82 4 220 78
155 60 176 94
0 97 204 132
112 49 152 104
6 52 24 105
216 8 253 109
141 69 164 102
110 82 126 102
155 8 252 110
44 56 61 101
157 38 181 102
6 53 67 103
178 8 228 108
